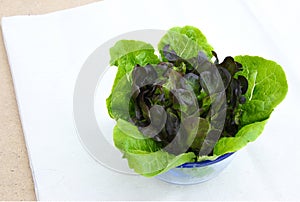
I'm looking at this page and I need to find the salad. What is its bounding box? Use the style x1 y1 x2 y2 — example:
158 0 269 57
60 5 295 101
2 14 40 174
106 26 288 177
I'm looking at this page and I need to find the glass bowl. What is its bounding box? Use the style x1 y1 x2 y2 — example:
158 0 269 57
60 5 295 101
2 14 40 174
156 153 235 185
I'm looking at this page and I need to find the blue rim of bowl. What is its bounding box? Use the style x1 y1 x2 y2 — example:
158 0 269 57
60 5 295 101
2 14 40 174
177 152 234 168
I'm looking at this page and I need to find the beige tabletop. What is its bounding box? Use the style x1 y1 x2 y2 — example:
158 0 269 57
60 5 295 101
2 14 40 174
0 0 99 200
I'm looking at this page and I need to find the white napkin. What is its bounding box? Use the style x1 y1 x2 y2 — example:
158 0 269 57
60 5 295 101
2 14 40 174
2 0 300 200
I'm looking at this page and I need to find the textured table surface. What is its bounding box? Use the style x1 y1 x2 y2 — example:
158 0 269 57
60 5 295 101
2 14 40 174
0 1 99 200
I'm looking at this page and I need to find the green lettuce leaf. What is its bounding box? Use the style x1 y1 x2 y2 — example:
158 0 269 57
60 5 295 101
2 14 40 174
113 119 161 153
107 73 133 120
109 40 160 71
113 119 196 176
213 56 287 155
213 120 267 155
124 150 195 176
234 55 288 125
197 154 220 162
106 40 160 119
158 25 214 60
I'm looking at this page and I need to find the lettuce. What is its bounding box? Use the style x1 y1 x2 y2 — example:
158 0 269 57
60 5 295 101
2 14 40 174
158 25 214 60
213 56 288 155
234 55 288 125
213 120 267 155
114 119 196 176
106 40 160 119
106 26 288 177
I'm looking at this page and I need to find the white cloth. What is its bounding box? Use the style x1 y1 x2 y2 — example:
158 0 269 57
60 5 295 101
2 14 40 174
2 0 300 200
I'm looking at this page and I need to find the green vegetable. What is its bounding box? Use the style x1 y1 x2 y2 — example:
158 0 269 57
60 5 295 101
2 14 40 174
114 119 196 176
213 120 267 155
158 25 214 60
211 56 288 156
106 40 160 119
105 26 288 177
234 56 288 125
